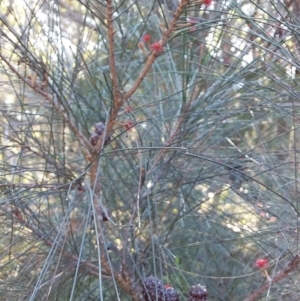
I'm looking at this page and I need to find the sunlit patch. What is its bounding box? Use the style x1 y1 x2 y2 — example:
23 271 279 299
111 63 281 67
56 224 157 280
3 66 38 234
147 181 153 188
4 96 14 104
207 192 214 198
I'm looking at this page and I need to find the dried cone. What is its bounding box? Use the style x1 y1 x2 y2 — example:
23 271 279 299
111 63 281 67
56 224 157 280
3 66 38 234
142 276 164 301
94 122 105 134
164 285 180 301
187 284 208 301
90 132 101 146
142 277 180 301
90 122 111 146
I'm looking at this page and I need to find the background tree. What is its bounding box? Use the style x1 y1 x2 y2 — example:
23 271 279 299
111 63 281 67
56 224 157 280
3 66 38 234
1 0 300 300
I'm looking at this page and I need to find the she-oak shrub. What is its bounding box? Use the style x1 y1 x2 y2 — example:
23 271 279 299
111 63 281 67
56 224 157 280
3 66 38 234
1 0 300 300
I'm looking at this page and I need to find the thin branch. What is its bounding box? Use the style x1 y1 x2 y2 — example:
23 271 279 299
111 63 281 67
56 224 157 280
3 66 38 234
123 0 189 102
243 255 300 301
106 0 119 102
11 206 141 297
0 54 93 154
91 0 192 155
85 2 141 299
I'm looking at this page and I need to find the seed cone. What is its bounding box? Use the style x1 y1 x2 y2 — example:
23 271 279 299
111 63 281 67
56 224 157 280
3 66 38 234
141 276 180 301
142 276 164 301
164 285 180 301
187 284 208 301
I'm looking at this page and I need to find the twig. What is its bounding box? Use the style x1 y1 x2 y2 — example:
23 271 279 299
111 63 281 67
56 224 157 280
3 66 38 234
0 182 76 190
123 0 189 102
106 0 120 103
86 2 142 300
91 0 191 155
11 206 142 296
0 54 93 155
243 255 300 301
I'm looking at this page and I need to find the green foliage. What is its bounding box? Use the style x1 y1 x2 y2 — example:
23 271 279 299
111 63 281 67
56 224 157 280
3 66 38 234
1 0 300 300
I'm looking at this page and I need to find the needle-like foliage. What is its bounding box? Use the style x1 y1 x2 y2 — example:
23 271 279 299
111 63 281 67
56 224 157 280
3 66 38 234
1 1 300 300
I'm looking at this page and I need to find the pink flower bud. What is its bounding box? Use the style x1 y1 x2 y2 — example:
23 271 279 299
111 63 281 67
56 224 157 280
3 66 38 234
203 0 212 6
255 258 269 269
142 34 151 43
150 41 163 52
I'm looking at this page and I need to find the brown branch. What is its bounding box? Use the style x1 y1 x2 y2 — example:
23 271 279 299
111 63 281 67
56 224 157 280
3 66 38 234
123 0 189 102
88 123 140 300
86 2 141 299
91 0 191 155
11 206 140 297
86 2 198 300
0 54 93 155
0 182 76 190
106 0 119 103
243 255 300 301
12 210 100 275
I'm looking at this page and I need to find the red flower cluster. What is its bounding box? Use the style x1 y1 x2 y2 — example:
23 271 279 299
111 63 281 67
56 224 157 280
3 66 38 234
255 258 268 269
142 34 151 43
203 0 212 6
151 41 163 52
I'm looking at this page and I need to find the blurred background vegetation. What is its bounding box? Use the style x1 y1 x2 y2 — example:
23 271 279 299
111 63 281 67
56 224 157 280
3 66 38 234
1 0 300 300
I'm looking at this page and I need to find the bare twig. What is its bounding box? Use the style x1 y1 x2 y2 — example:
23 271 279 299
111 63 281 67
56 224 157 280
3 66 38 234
123 0 189 102
0 54 93 154
106 0 119 103
243 255 300 301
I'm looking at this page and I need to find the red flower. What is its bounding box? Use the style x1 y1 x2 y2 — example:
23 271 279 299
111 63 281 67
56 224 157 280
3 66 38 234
123 120 134 131
203 0 212 6
255 258 269 269
151 41 163 52
142 34 151 43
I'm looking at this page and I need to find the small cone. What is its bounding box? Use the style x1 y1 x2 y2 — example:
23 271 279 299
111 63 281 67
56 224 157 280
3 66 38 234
142 276 164 301
164 285 180 301
187 284 208 301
